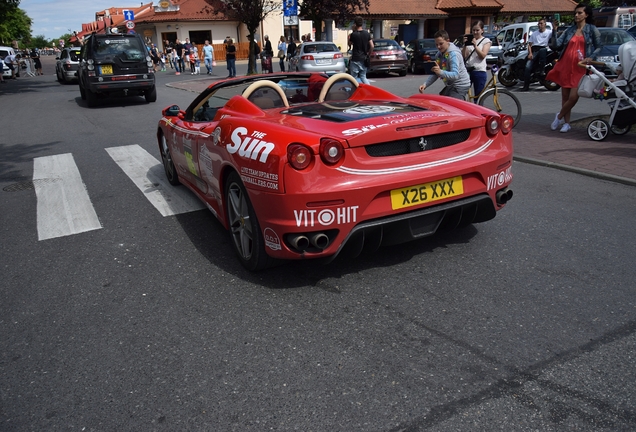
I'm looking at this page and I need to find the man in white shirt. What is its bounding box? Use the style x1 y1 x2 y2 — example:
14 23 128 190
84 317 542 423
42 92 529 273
522 19 552 91
3 53 20 79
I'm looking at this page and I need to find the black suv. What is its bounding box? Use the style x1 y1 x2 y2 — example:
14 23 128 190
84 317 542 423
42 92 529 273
78 32 156 107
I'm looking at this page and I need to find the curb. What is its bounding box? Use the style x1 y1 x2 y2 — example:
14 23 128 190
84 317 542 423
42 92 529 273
514 155 636 187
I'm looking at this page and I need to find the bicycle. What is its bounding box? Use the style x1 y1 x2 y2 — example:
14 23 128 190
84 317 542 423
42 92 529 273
467 64 522 128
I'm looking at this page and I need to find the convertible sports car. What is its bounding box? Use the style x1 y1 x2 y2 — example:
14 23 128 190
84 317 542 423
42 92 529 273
157 72 514 270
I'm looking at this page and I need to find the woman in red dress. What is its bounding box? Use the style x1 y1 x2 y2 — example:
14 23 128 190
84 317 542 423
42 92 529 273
546 3 601 132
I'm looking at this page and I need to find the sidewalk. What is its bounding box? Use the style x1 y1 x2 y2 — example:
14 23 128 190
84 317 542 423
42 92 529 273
167 74 636 186
512 111 636 186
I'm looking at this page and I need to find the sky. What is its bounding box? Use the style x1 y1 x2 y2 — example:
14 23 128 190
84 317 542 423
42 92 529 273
20 0 132 41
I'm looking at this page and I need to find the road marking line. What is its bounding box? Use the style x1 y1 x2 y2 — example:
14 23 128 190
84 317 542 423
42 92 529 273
105 145 205 216
33 153 102 241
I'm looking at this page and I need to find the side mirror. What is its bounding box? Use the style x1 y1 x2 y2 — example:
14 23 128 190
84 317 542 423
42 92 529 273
162 104 181 116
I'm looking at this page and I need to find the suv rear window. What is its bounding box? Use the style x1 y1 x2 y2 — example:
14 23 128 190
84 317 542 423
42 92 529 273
70 50 81 61
93 36 146 61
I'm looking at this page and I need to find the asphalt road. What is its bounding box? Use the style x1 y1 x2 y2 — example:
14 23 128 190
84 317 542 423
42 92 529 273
1 57 635 431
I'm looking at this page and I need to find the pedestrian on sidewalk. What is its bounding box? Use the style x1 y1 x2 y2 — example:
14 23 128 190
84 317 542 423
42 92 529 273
277 36 287 72
226 38 236 78
546 3 601 133
164 41 173 69
419 30 471 100
287 37 297 71
174 39 185 75
462 20 491 100
190 46 199 74
203 40 214 75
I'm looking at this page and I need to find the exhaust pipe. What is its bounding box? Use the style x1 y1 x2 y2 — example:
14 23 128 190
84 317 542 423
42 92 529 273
496 188 513 205
309 233 330 250
289 234 310 251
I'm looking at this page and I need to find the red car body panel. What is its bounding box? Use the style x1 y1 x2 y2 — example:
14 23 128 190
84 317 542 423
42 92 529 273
157 73 513 266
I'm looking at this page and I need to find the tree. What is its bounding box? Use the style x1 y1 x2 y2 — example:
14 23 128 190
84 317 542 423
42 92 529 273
216 0 279 74
0 6 31 46
299 0 370 42
25 34 47 48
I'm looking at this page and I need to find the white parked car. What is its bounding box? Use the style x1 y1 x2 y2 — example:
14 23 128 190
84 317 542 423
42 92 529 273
289 42 346 74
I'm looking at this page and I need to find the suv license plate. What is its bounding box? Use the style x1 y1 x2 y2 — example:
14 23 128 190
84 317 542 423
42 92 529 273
100 65 113 75
390 176 463 210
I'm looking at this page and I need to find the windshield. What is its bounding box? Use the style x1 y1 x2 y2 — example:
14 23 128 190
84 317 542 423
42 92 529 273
600 29 635 45
93 37 146 61
419 40 436 49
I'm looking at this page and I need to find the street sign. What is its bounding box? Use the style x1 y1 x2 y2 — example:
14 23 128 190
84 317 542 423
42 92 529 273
283 0 298 17
126 21 136 29
283 15 299 25
123 10 135 21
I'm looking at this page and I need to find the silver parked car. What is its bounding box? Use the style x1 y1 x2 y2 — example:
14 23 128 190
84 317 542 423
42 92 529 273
55 47 82 83
289 42 346 73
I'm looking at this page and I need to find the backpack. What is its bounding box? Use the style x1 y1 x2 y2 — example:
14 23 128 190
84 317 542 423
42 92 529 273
254 43 261 55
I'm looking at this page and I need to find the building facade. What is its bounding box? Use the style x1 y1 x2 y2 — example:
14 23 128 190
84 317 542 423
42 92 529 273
73 0 580 55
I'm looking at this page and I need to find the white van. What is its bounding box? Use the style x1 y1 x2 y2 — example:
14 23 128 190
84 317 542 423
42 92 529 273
1 46 16 78
497 22 554 51
594 6 636 29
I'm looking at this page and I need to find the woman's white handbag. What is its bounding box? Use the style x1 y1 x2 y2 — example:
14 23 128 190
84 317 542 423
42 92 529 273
578 73 603 98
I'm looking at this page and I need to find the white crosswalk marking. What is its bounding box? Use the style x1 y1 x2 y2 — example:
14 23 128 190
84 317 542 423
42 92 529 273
34 153 102 241
105 145 206 216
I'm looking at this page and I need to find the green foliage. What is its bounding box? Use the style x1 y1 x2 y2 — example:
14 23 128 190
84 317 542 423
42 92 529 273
218 0 278 74
0 6 31 46
299 0 370 41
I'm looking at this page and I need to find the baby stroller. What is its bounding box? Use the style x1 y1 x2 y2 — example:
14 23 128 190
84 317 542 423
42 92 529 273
261 53 273 74
582 40 636 141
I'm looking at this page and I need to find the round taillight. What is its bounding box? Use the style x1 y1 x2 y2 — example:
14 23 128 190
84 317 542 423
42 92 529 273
287 144 313 170
485 115 500 137
500 115 514 134
319 138 344 165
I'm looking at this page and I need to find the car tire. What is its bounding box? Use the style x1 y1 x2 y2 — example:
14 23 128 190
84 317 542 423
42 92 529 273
145 86 157 103
399 69 407 77
79 83 86 100
85 87 98 107
225 171 274 271
56 68 63 83
160 133 180 186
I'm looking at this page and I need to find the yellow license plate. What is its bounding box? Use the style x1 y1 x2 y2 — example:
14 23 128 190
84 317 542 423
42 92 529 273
390 176 463 210
100 65 113 75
